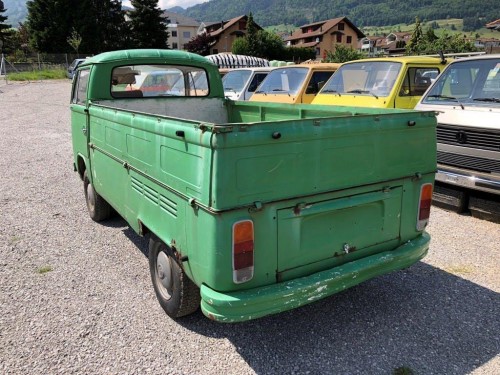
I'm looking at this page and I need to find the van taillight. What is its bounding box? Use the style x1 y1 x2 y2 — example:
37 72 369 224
417 183 433 231
232 220 254 284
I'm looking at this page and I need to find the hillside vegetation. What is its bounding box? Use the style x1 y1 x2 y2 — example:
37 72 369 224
184 0 499 29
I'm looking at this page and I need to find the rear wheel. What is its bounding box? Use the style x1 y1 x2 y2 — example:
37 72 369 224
83 170 112 221
149 236 200 318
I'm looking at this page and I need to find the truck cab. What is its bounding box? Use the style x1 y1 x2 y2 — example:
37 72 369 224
249 63 339 104
313 57 448 109
222 67 272 100
415 54 500 220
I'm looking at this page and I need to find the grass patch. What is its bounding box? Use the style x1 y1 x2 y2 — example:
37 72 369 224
393 367 415 375
444 265 474 275
8 236 22 245
36 265 53 274
7 69 67 81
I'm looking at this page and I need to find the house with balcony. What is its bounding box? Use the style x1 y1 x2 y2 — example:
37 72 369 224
284 17 365 60
359 32 412 56
163 11 200 51
201 15 263 54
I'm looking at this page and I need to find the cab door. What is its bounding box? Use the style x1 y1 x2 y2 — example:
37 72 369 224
301 71 336 103
70 69 91 171
395 66 440 109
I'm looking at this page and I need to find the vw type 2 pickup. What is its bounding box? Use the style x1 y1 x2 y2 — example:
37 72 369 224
70 49 436 322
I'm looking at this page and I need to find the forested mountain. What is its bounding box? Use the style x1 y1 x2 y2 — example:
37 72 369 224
184 0 499 28
2 0 500 29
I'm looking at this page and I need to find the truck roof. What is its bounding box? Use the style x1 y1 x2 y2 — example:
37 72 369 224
81 49 216 67
344 56 447 65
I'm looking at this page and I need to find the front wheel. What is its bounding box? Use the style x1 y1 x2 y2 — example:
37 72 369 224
83 170 112 222
149 236 200 318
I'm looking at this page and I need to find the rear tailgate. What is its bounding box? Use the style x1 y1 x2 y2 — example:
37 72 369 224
277 185 403 281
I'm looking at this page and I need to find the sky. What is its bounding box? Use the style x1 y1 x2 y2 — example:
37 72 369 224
122 0 208 9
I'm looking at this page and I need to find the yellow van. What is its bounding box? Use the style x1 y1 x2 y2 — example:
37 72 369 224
312 56 448 109
249 63 340 104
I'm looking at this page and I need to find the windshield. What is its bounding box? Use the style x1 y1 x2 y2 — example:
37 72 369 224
222 70 252 93
422 58 500 106
321 61 401 97
256 67 308 95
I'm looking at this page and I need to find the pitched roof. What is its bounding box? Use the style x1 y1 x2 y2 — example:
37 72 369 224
163 11 200 27
486 19 500 30
205 15 262 37
285 17 365 42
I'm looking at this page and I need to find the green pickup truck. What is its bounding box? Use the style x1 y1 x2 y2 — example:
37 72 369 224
70 49 436 322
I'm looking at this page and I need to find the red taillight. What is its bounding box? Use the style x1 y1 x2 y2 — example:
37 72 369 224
232 220 254 283
417 183 433 231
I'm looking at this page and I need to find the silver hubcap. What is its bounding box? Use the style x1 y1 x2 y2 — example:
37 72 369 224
156 252 172 300
86 183 96 211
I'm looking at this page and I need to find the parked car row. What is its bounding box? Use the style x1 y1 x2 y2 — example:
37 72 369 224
220 54 500 222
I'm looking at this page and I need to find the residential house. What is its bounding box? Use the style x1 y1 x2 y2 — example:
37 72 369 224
359 36 386 56
486 19 500 31
202 15 262 54
284 17 365 60
475 37 500 54
163 11 200 51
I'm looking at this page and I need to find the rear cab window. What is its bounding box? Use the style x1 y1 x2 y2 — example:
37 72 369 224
110 64 209 98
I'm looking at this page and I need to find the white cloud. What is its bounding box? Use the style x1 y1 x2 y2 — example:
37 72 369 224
122 0 208 9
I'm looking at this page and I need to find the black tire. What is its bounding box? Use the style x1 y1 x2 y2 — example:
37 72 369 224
149 236 200 318
83 170 112 222
468 193 500 223
432 183 468 213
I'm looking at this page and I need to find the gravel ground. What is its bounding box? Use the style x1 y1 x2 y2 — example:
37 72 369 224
0 79 498 375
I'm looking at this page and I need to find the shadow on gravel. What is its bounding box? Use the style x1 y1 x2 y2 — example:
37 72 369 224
176 263 499 374
118 223 498 374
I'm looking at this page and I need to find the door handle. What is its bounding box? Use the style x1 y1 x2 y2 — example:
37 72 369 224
82 127 87 135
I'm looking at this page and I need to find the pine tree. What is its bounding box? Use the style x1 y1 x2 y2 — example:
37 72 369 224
246 13 259 57
27 0 76 52
128 0 169 49
406 17 424 55
27 0 129 53
0 0 12 52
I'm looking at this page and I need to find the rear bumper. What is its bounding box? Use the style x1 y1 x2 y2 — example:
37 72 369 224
200 232 430 322
436 167 500 195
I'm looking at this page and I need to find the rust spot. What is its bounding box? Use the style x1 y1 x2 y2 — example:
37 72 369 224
207 313 216 321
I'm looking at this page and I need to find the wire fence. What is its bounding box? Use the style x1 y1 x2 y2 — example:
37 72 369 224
0 53 92 74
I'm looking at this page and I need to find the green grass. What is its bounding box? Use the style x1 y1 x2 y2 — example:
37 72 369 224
36 265 53 274
7 68 67 81
393 367 415 375
358 18 500 39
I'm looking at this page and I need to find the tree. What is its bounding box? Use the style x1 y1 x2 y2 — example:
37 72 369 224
184 32 213 56
246 13 259 57
27 0 129 53
128 0 169 49
67 28 82 56
406 17 424 55
324 44 364 63
0 0 12 53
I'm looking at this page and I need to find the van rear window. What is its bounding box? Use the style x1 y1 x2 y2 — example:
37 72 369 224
111 64 209 98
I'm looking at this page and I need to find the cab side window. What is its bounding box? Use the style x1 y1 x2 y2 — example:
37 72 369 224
400 68 439 96
73 70 90 105
306 71 335 94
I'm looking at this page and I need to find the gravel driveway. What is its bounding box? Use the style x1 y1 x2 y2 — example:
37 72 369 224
0 80 498 375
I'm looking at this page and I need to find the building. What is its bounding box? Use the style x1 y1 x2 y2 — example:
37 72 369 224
486 19 500 31
163 11 200 51
202 15 263 54
359 32 412 56
284 17 365 60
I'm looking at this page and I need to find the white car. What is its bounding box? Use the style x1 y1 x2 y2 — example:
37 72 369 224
222 67 272 101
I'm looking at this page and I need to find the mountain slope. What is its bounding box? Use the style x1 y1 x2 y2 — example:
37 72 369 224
184 0 500 27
